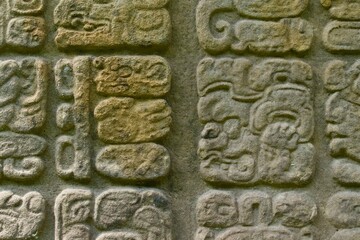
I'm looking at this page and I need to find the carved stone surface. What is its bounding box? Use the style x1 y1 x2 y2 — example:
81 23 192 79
0 1 45 51
0 191 45 240
54 0 171 50
322 1 360 52
0 59 47 182
55 188 171 240
196 0 313 54
54 56 171 182
197 58 315 186
1 0 359 239
195 190 317 240
324 60 360 185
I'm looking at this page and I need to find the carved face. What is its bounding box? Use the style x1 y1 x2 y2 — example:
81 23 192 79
326 92 360 161
198 91 258 182
198 91 255 161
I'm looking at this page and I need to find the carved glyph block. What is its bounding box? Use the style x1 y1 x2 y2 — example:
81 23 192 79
197 58 315 186
321 0 360 20
195 190 317 240
96 143 170 181
326 192 360 240
322 1 360 52
55 56 171 181
196 0 313 54
323 21 360 52
0 59 47 182
324 60 360 185
233 0 308 19
0 0 45 51
54 0 171 50
0 191 45 240
55 188 172 240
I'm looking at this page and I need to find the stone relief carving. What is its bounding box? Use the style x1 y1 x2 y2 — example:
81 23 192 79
55 188 172 240
54 0 171 50
0 59 47 182
0 0 45 51
0 191 45 240
321 0 360 20
196 0 313 54
195 190 317 240
197 58 315 186
324 60 360 185
322 0 360 52
55 56 171 182
326 192 360 240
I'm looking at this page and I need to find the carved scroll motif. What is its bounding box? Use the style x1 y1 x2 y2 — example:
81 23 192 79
55 56 172 182
196 0 313 54
54 0 171 50
197 58 315 186
0 0 45 51
55 188 172 240
195 190 317 240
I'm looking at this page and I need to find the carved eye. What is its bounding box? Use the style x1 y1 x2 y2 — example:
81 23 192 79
202 123 221 139
118 66 133 78
275 73 289 82
93 57 104 69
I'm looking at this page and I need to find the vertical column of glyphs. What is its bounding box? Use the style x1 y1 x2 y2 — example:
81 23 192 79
195 0 318 239
53 0 173 240
0 1 47 240
322 1 360 239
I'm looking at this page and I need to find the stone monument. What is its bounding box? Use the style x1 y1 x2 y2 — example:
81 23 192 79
0 0 358 239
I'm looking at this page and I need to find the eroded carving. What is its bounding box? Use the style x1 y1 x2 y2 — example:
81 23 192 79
55 189 92 240
324 60 360 185
0 1 45 51
93 56 171 98
0 59 47 182
96 143 170 181
321 0 360 20
234 0 308 19
54 0 171 50
196 0 313 54
330 229 360 240
55 56 171 182
0 191 45 240
197 58 315 186
195 191 317 240
326 192 360 228
55 57 91 181
323 21 360 52
95 98 171 144
56 188 171 240
11 0 44 14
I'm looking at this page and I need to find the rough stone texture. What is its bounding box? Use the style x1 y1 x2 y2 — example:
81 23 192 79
0 0 359 239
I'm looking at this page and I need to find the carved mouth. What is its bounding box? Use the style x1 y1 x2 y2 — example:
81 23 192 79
199 151 221 162
327 125 347 139
329 132 347 139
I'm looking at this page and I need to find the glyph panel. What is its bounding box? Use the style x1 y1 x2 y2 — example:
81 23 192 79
197 58 315 186
55 56 172 182
54 0 171 50
55 188 172 240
